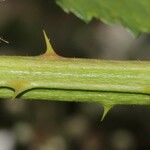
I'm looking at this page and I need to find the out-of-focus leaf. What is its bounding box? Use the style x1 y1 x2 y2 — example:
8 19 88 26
56 0 150 36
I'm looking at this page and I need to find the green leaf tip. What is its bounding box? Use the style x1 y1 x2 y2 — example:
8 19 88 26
101 105 113 121
42 30 58 57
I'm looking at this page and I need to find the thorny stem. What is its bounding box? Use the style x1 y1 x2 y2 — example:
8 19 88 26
0 32 149 120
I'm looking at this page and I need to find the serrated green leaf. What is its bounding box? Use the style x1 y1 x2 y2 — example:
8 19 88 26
56 0 150 35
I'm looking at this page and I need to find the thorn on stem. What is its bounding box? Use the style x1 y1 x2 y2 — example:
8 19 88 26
101 104 113 121
42 30 59 58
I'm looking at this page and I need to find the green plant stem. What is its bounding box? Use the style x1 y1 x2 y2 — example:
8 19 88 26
0 56 149 106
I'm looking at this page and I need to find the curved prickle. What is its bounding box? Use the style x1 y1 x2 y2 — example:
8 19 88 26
42 30 60 58
101 104 113 121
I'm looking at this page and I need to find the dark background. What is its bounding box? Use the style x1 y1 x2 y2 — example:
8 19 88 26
0 0 150 150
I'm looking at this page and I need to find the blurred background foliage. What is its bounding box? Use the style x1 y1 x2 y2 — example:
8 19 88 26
0 0 150 150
